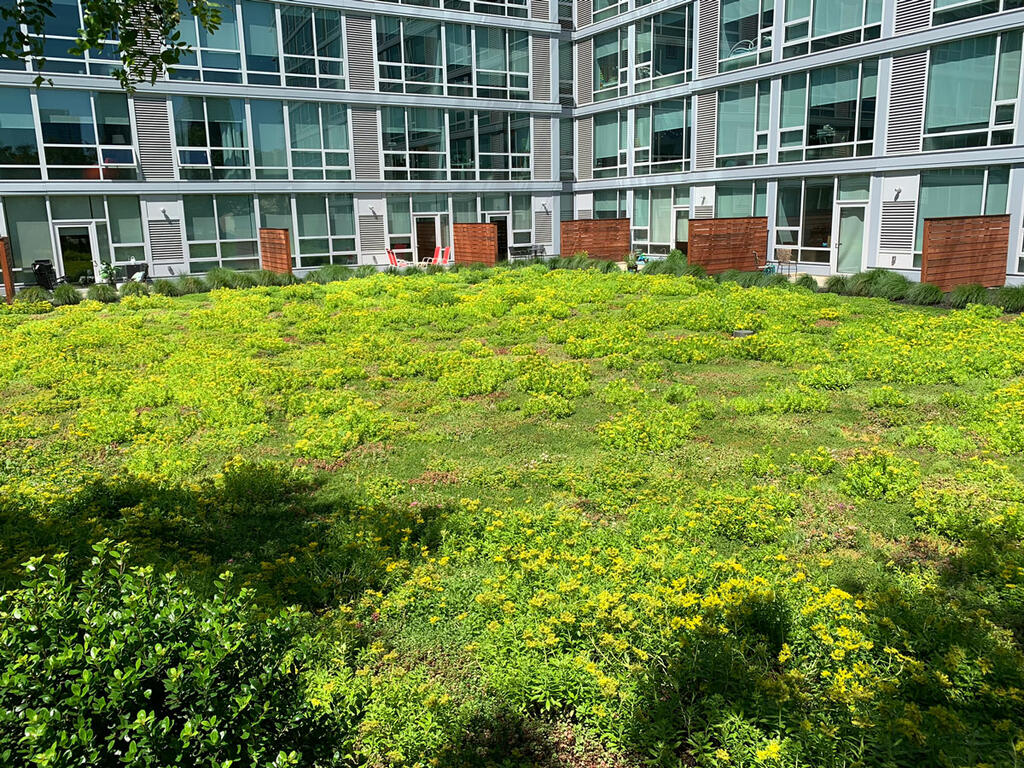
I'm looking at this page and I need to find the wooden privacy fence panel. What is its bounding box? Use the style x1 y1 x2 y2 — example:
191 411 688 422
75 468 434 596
560 218 630 260
0 237 13 303
454 223 497 266
921 215 1009 292
688 217 769 274
259 228 293 274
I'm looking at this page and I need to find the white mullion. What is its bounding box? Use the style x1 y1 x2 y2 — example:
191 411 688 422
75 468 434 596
275 4 286 83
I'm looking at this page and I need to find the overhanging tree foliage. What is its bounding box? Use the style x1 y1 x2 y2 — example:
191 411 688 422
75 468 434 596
0 0 220 90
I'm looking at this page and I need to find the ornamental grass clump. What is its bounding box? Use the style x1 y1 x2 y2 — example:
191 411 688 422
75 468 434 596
119 280 149 298
905 281 943 305
993 284 1024 313
205 267 255 290
947 283 991 309
14 286 51 303
152 279 183 297
51 284 81 306
175 275 208 295
869 270 912 300
85 282 119 303
824 274 850 295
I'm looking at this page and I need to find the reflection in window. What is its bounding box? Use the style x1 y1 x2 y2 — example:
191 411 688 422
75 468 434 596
171 0 242 83
172 97 249 180
720 0 773 72
183 194 259 271
594 29 628 101
288 102 350 180
28 0 119 75
634 100 689 175
923 33 1021 151
783 0 881 58
0 88 41 179
632 187 687 255
593 110 628 178
716 80 770 167
382 107 447 180
779 60 877 163
635 9 693 92
280 5 344 89
933 0 1024 26
37 90 136 180
294 194 356 266
775 178 832 263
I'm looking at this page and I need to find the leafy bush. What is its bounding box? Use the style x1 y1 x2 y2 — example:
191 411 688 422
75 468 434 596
175 276 209 295
823 274 850 295
904 281 943 305
205 268 255 290
119 280 150 298
869 270 912 300
86 283 119 303
51 284 81 306
152 279 183 297
993 284 1024 313
14 286 51 303
846 270 885 297
254 269 298 286
794 274 818 291
947 283 991 309
0 542 351 767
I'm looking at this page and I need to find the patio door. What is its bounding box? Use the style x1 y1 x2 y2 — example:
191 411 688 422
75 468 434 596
833 205 865 274
673 208 689 256
54 222 100 284
414 216 438 264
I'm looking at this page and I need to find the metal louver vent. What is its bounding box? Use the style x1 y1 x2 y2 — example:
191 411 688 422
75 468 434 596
886 51 928 155
895 0 931 33
577 0 592 28
535 210 553 244
532 38 551 101
879 200 918 251
345 16 375 90
124 5 164 78
359 215 386 254
694 92 717 170
696 0 720 79
693 205 715 219
531 0 549 20
133 96 176 180
577 116 593 182
576 39 593 106
577 209 593 220
533 118 552 180
351 109 382 180
148 219 184 261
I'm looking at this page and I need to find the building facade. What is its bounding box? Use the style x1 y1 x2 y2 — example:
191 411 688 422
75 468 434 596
0 0 1023 285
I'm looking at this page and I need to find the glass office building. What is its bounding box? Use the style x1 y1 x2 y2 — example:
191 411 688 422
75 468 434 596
1 0 1023 284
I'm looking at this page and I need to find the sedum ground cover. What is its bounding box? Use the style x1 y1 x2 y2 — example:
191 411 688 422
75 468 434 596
2 267 1024 766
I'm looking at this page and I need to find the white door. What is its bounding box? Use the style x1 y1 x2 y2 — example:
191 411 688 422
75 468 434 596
832 205 866 274
53 221 101 284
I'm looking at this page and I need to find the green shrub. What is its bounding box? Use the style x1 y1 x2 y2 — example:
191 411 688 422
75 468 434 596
735 271 763 288
905 281 943 305
0 542 352 767
846 270 886 297
823 274 850 295
841 448 920 501
353 265 378 278
870 270 912 300
794 274 818 291
205 268 255 290
86 283 119 303
175 275 209 295
51 283 82 306
717 269 743 284
152 279 183 297
119 280 150 298
14 286 51 304
758 272 791 289
252 269 297 286
993 284 1024 313
947 283 990 309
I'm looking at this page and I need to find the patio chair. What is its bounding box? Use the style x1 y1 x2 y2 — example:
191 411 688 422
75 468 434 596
386 249 412 269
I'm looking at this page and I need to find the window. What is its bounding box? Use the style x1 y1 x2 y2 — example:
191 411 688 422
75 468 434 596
917 167 1008 261
288 102 350 180
720 0 773 72
594 0 628 22
560 118 574 180
593 110 628 178
279 5 344 89
171 0 242 83
475 27 530 100
242 0 281 85
632 187 686 254
635 9 693 92
594 190 626 219
634 100 689 175
594 29 628 101
717 180 767 218
559 41 574 105
37 90 136 180
183 195 258 271
775 178 832 263
378 18 443 95
449 109 476 180
783 0 881 58
923 33 1021 151
385 194 452 263
172 97 249 180
779 60 877 162
2 197 51 281
28 0 119 75
933 0 1024 26
294 194 357 267
105 197 147 265
716 80 770 166
478 111 531 181
0 87 41 179
382 107 446 180
250 100 288 179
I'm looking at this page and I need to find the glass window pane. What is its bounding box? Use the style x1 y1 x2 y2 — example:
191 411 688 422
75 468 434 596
0 87 40 166
216 194 255 239
651 188 671 241
94 92 132 145
925 36 997 133
717 182 752 218
259 194 293 230
288 102 321 149
243 0 280 70
328 194 354 236
996 31 1022 101
280 6 313 56
986 166 1010 214
108 196 143 243
3 196 52 269
206 98 248 148
184 195 217 240
633 190 649 227
388 195 412 234
37 90 95 145
717 83 755 155
251 99 287 167
296 194 328 237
